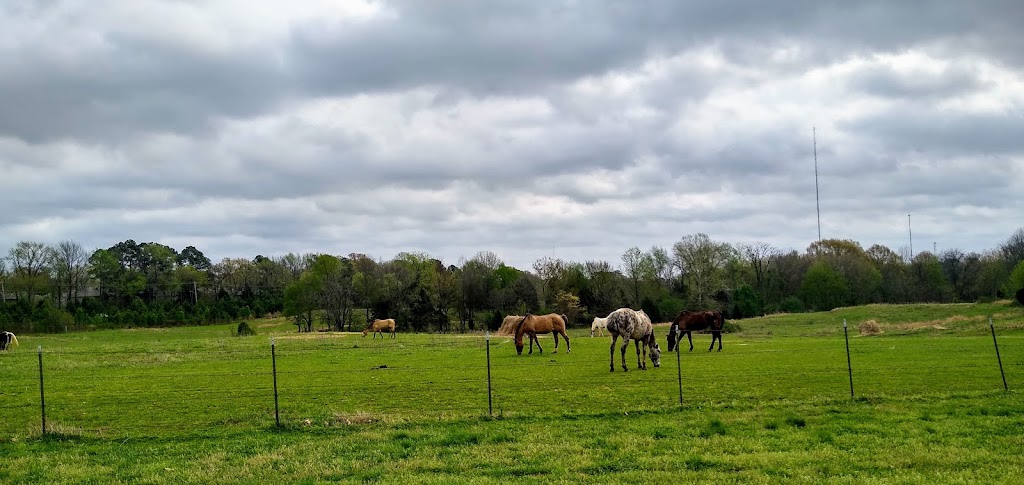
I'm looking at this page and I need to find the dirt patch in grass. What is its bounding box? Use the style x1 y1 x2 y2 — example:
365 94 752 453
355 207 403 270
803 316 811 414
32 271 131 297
889 315 981 331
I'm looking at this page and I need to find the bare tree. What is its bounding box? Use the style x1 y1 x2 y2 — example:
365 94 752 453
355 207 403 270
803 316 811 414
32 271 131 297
50 240 91 307
1001 227 1024 269
7 241 52 303
740 242 778 301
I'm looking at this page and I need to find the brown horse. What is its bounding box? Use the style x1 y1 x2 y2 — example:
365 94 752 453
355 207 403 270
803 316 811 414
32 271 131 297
606 308 660 372
363 318 396 339
514 313 571 355
667 310 724 352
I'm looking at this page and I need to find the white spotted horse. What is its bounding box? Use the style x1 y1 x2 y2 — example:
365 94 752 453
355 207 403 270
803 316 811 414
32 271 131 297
605 308 661 372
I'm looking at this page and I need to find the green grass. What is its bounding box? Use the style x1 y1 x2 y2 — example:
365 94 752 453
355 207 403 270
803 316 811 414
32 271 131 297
1 301 1023 483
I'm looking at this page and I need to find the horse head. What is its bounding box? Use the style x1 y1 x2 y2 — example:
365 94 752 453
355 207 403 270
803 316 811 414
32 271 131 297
513 315 530 355
666 325 677 352
648 334 661 367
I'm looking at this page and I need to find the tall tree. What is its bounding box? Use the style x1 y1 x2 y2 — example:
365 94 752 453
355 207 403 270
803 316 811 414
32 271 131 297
740 242 778 303
621 247 652 308
49 240 90 307
672 234 734 309
939 249 981 302
1000 227 1024 270
7 241 51 303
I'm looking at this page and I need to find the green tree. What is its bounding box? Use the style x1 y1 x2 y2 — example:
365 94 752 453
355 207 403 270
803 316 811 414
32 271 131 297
673 234 734 309
1002 260 1024 298
799 261 850 311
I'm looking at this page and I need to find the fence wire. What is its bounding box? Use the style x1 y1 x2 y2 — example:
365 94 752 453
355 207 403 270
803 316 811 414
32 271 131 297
0 328 1018 438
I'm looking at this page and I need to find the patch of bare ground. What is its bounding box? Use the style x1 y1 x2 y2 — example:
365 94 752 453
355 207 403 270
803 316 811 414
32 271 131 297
889 315 980 332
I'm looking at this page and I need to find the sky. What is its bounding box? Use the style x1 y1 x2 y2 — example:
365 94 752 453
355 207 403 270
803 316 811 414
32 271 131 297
2 0 1023 270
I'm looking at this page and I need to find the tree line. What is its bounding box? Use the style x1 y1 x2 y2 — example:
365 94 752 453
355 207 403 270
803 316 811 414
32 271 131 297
3 229 1024 334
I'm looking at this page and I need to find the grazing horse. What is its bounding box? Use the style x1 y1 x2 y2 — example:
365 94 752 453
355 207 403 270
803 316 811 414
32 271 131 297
590 317 608 337
0 331 18 351
514 313 571 355
362 319 396 339
667 310 724 352
606 308 661 372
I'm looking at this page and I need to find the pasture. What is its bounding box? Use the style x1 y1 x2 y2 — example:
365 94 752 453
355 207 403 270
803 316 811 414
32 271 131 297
1 302 1023 483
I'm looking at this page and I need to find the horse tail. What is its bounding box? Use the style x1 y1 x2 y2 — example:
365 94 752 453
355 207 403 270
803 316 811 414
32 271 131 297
559 314 569 328
10 333 18 348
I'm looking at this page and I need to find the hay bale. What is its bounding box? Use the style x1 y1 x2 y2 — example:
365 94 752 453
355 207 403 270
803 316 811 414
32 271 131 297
496 315 524 336
858 320 882 336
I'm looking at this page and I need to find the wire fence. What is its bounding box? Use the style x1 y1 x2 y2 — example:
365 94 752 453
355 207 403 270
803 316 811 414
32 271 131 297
0 319 1019 438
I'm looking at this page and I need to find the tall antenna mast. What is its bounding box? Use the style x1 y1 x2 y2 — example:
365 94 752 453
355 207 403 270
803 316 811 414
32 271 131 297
814 127 821 241
908 214 913 261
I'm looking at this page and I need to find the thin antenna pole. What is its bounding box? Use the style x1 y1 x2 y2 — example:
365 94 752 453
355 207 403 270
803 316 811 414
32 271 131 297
813 127 821 241
908 214 913 260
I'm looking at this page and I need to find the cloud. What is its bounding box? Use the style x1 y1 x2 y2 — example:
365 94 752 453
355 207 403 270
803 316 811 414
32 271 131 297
2 0 1023 270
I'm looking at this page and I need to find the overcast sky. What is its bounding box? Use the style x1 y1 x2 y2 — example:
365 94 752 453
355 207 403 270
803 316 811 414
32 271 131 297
2 0 1022 270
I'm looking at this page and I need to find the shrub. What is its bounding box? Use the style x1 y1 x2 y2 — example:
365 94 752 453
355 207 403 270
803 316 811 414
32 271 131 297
236 321 256 337
859 320 883 336
722 321 742 334
779 296 805 313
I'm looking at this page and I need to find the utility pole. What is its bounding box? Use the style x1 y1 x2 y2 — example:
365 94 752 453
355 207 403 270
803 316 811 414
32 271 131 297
908 214 914 261
814 127 821 241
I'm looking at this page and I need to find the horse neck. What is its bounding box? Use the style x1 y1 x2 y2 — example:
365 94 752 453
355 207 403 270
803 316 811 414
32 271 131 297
513 316 529 339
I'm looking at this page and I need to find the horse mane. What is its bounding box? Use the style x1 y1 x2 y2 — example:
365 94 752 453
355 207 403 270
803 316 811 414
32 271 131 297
513 314 531 338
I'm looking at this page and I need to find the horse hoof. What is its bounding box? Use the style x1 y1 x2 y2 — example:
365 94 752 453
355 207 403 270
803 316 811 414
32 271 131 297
610 368 615 373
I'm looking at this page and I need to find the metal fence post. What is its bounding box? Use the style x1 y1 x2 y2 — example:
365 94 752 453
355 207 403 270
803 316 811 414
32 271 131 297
844 319 854 398
676 341 683 405
38 345 46 434
989 318 1008 391
271 337 280 427
485 331 493 416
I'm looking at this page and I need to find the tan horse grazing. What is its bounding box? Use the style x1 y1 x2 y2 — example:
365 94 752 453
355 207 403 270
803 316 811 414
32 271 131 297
514 313 571 355
362 319 396 339
606 308 661 372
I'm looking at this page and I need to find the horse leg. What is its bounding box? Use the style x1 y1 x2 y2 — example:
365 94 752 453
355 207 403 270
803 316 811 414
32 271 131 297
561 330 571 353
534 335 543 354
715 331 722 351
552 333 559 354
609 335 618 372
687 332 694 352
635 340 645 370
620 340 630 372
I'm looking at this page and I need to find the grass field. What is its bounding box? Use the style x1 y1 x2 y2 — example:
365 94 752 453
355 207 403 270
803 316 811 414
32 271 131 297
1 302 1023 483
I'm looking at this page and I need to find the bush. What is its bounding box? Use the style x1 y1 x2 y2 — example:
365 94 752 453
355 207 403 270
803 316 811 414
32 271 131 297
722 321 742 334
236 321 256 337
779 296 805 313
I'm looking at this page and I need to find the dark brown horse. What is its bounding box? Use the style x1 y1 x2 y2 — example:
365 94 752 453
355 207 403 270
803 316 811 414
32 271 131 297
514 313 571 355
667 310 724 352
